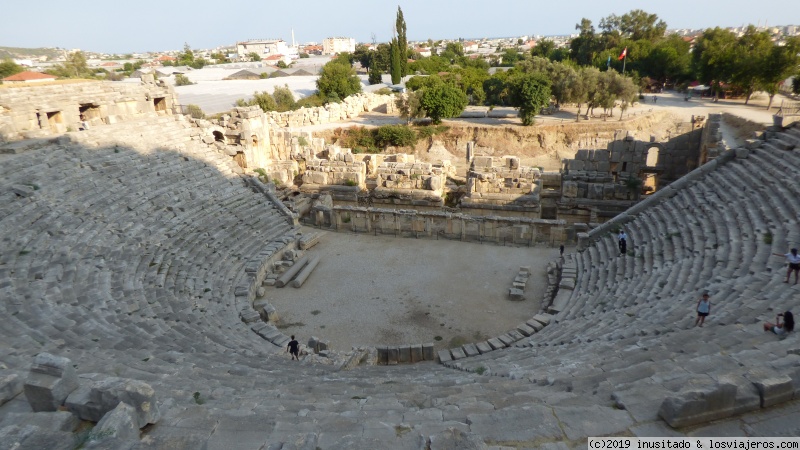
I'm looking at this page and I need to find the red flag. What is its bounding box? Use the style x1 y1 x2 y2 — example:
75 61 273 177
618 47 627 61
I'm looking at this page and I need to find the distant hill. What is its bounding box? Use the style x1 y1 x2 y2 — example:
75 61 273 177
0 46 64 61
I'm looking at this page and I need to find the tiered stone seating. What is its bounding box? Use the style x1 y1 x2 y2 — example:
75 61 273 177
446 125 800 428
3 118 800 448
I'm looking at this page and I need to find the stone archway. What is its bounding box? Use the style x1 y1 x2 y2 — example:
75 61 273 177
642 143 666 194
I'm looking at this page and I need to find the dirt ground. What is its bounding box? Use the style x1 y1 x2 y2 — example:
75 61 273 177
267 228 562 351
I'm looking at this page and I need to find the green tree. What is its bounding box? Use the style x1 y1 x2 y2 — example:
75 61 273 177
48 51 93 79
643 34 691 86
396 6 408 76
500 49 521 67
531 40 556 59
273 84 297 112
692 27 739 100
396 91 426 124
732 26 773 104
276 60 288 69
600 10 666 42
508 72 551 125
368 53 383 84
570 18 600 66
237 91 277 112
174 73 194 86
316 59 362 101
580 66 602 118
247 52 261 62
760 36 800 109
390 39 402 84
373 43 392 73
0 59 24 79
418 81 468 124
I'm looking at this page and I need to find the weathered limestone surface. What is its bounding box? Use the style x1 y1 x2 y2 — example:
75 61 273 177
23 353 79 412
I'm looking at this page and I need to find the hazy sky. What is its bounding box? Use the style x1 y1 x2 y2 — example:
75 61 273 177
2 0 797 53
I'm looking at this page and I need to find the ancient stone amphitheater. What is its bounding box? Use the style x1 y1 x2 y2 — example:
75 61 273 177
1 81 799 449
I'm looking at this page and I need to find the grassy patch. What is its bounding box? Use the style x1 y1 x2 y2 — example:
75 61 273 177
310 310 321 316
192 392 205 405
448 335 468 348
474 366 487 375
434 335 443 341
763 231 773 245
395 425 412 437
276 320 305 329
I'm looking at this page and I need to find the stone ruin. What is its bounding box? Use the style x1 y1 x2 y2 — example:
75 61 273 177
0 75 175 142
462 155 542 214
3 80 799 447
557 125 705 225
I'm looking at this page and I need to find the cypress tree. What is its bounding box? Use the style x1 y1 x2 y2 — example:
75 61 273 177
396 6 408 77
390 39 402 85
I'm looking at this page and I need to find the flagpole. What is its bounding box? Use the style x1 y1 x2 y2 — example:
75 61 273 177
622 53 626 75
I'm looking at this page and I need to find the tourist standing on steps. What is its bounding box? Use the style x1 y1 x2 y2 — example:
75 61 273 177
773 248 800 284
287 335 299 360
763 311 794 336
559 244 565 256
695 292 711 327
618 230 628 256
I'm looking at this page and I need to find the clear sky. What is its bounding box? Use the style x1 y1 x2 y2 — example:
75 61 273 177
2 0 797 54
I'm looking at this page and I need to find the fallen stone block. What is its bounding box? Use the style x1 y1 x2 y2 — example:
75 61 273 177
422 343 435 361
462 344 480 357
450 347 467 360
508 288 524 301
475 342 493 354
88 402 140 444
438 349 453 363
410 345 423 363
65 376 159 428
398 345 411 364
531 314 553 326
0 372 23 406
23 353 79 412
387 347 399 365
658 379 737 428
747 370 795 408
487 338 505 350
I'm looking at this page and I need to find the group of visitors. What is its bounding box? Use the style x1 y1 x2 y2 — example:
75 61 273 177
691 249 798 336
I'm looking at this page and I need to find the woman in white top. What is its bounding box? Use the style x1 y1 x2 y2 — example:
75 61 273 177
773 248 800 284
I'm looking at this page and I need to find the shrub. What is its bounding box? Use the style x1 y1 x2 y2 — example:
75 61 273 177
375 125 418 148
297 136 309 147
253 168 269 183
343 179 358 187
339 127 379 153
415 125 449 139
296 93 325 109
374 87 393 95
175 74 194 86
185 104 205 119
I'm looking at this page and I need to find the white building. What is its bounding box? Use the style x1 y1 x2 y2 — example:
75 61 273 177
322 37 356 55
236 39 297 61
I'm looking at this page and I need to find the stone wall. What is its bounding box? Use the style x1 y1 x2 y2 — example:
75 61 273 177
0 78 177 142
463 155 541 211
265 93 397 128
558 123 704 222
310 206 566 246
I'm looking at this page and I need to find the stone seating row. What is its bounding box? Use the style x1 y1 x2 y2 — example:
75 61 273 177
442 129 800 427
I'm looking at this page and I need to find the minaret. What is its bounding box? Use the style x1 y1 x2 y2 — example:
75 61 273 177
291 29 296 48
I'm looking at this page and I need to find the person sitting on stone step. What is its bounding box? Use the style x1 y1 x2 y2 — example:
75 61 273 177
763 311 794 336
287 335 300 360
773 248 800 284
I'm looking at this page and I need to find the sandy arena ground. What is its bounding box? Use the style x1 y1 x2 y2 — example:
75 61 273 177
266 228 562 351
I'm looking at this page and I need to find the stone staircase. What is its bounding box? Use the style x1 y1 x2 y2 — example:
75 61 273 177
2 118 800 448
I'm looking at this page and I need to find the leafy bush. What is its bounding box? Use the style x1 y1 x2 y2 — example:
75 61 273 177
415 125 449 139
317 59 362 102
174 73 194 86
272 85 296 112
375 125 418 148
338 126 378 153
185 104 205 119
343 179 358 187
296 93 326 109
374 87 393 95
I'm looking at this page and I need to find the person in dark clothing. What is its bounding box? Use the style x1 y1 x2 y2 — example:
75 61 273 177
618 230 627 256
559 244 565 256
287 335 299 360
